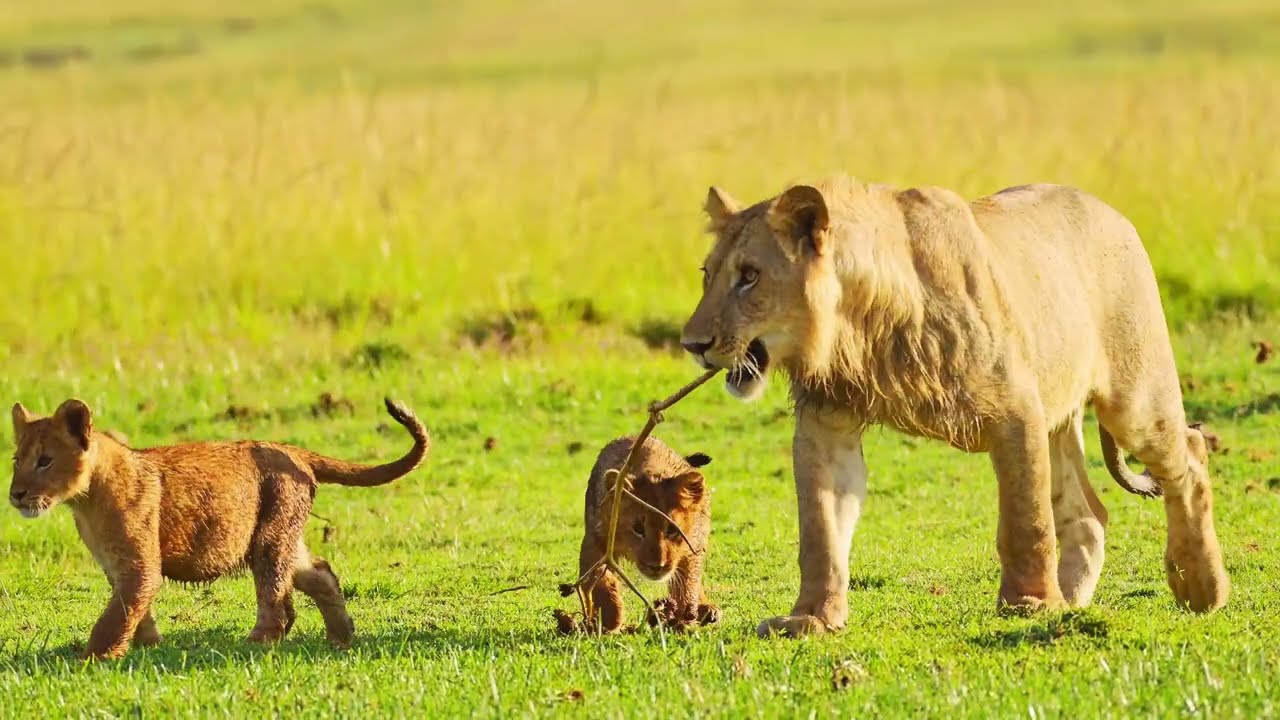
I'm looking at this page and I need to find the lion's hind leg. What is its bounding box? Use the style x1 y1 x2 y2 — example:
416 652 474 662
1094 391 1229 612
1050 412 1107 607
292 540 355 648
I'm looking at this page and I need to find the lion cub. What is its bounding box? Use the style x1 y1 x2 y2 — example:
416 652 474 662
575 436 718 632
8 397 429 659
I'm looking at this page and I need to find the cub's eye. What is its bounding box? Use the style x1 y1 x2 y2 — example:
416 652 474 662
35 455 52 470
736 266 759 290
631 518 646 538
664 524 682 540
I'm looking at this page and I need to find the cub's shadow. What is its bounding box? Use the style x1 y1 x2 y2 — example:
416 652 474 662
1 623 566 674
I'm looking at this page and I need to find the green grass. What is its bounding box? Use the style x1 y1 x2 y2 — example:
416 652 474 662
1 0 1279 716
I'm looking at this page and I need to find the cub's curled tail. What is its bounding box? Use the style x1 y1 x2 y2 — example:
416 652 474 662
302 398 430 486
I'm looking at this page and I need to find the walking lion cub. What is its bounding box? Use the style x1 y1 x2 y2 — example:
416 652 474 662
571 436 719 633
8 397 429 659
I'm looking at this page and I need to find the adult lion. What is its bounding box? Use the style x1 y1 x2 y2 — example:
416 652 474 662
679 177 1229 637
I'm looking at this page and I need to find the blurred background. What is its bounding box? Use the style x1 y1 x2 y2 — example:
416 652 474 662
1 0 1277 374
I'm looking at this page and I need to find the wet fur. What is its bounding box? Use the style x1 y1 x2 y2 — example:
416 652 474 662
8 397 430 659
576 436 717 633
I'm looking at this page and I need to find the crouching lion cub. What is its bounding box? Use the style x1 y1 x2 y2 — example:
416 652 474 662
573 436 719 633
8 397 430 659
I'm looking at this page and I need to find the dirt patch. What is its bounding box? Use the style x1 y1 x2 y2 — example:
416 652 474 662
18 45 91 70
458 306 545 353
125 37 201 63
346 342 411 369
292 296 398 330
631 317 683 353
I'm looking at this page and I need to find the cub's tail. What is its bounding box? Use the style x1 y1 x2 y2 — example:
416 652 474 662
306 398 430 487
1097 425 1162 498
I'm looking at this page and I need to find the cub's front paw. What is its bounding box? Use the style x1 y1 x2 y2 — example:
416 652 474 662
697 602 721 625
644 598 681 628
81 643 128 661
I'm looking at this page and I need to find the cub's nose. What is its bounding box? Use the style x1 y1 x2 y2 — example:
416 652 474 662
10 488 26 502
680 337 714 355
643 561 672 576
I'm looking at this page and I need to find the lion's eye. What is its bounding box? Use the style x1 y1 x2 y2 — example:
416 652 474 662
737 267 759 290
631 518 646 538
664 524 682 540
35 455 52 470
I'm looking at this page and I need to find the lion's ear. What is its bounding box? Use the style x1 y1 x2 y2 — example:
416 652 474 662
671 471 705 503
767 184 830 260
11 402 31 439
685 452 712 468
53 399 92 451
704 186 741 232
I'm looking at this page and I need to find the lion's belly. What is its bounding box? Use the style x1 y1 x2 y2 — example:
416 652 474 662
158 483 259 583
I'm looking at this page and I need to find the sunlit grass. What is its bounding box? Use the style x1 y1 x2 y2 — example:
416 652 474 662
1 1 1279 716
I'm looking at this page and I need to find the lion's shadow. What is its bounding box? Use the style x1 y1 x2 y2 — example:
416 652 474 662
0 622 575 674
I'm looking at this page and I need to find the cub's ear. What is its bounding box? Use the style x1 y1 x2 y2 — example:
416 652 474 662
672 471 705 503
53 399 93 451
685 452 712 468
704 186 741 232
767 184 830 260
11 402 32 438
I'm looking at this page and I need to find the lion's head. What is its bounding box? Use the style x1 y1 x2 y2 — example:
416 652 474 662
680 184 845 400
598 445 711 583
9 400 95 518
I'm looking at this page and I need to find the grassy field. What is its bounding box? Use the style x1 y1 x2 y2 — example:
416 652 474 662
2 0 1279 716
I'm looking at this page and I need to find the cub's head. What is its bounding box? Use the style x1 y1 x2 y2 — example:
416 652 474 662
603 450 711 583
9 400 95 518
680 184 841 400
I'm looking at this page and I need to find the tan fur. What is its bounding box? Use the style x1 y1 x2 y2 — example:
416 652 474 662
681 177 1229 637
576 437 717 633
8 397 430 659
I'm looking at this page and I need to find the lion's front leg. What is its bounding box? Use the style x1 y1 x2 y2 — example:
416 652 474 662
990 410 1067 614
758 409 866 639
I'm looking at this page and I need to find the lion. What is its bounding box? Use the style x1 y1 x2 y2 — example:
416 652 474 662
679 176 1229 638
8 397 430 659
568 436 719 633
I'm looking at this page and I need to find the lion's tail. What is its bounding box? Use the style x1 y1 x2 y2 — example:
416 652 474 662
304 398 430 487
1097 425 1162 498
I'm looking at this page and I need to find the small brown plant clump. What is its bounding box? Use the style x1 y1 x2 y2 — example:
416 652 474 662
8 397 430 660
566 437 718 633
1255 341 1273 364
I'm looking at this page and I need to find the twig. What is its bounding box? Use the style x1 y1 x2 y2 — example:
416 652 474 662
568 369 721 631
484 585 529 597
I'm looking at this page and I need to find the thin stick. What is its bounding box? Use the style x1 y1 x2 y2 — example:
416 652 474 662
621 487 703 555
603 369 719 560
568 368 720 632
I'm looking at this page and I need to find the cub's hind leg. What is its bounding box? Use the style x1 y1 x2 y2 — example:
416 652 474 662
1050 412 1107 607
246 472 312 644
292 540 355 648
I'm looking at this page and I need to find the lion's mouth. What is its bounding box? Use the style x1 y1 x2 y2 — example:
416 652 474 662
16 502 50 519
726 339 769 391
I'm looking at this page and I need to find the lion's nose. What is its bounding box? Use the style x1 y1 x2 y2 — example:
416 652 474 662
681 338 714 355
9 489 26 502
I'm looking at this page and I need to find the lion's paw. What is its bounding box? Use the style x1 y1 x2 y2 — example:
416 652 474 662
755 614 830 639
996 593 1068 617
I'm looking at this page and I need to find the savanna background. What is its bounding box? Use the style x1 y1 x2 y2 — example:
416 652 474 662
1 0 1278 717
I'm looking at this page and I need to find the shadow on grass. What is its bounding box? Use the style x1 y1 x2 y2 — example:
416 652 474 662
968 610 1113 650
1185 392 1280 423
0 618 681 674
